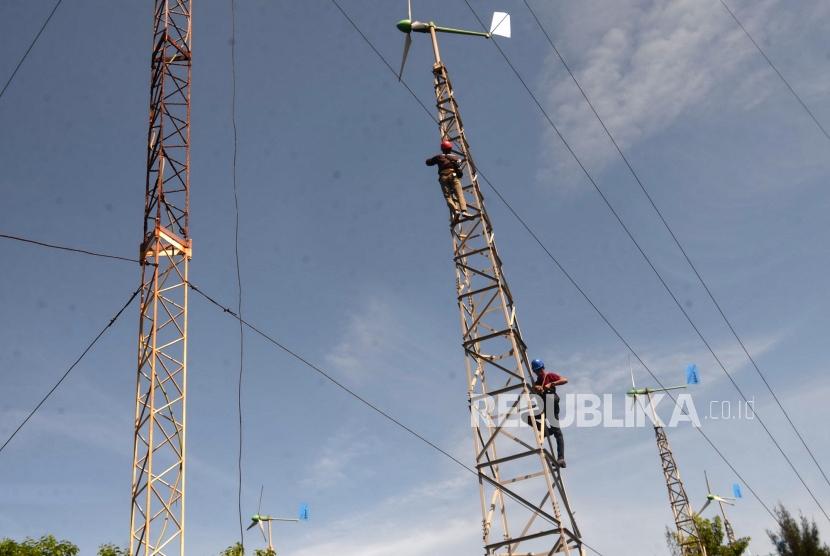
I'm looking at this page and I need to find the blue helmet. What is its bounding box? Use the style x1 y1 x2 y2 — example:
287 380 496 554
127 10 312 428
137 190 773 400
531 359 545 373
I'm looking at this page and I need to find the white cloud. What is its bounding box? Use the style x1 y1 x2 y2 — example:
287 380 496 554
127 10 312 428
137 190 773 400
301 428 381 489
290 474 479 556
327 295 420 377
325 296 395 382
538 329 785 396
537 0 782 180
0 379 235 491
292 517 476 556
323 293 453 384
0 405 127 458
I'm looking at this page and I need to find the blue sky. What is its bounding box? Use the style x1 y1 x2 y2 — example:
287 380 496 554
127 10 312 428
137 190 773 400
1 0 830 554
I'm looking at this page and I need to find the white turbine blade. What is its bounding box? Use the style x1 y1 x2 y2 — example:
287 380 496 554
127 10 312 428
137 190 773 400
258 521 267 543
407 0 412 21
704 470 712 493
489 12 511 38
258 485 264 515
629 392 640 413
697 499 712 516
246 520 258 531
630 365 636 390
398 33 412 81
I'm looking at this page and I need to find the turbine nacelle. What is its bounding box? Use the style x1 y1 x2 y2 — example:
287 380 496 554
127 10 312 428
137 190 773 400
396 19 431 33
626 387 650 397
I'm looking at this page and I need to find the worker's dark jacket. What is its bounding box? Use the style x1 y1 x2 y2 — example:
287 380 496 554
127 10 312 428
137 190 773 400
425 154 463 178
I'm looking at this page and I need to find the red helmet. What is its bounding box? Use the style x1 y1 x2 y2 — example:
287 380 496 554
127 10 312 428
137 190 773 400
440 139 453 153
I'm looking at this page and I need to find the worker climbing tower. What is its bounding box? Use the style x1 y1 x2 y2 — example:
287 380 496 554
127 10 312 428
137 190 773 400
130 1 192 554
628 377 705 556
397 7 584 554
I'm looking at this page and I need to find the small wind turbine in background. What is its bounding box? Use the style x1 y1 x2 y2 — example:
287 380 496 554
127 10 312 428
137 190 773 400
626 364 706 554
627 362 694 422
396 0 511 79
696 471 742 545
247 486 309 554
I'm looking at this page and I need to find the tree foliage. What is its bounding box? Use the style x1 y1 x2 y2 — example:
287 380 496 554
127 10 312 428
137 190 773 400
0 536 129 556
665 516 749 556
96 544 127 556
220 543 244 556
219 543 275 556
0 535 79 556
767 504 830 556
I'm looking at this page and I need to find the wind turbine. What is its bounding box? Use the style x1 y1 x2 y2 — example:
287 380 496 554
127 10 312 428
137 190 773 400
627 366 706 555
627 366 688 423
696 471 739 544
396 0 511 78
246 486 309 554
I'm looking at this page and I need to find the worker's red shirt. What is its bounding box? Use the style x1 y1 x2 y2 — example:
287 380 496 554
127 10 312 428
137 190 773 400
534 370 562 391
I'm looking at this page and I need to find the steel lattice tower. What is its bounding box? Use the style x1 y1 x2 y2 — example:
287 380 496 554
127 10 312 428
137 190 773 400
130 2 192 554
723 515 736 545
646 392 705 556
425 30 583 555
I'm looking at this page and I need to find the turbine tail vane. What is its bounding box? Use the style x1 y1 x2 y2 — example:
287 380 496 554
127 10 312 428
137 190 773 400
686 363 700 385
489 12 511 38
